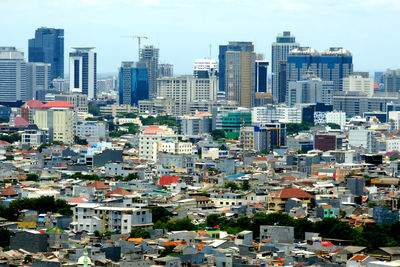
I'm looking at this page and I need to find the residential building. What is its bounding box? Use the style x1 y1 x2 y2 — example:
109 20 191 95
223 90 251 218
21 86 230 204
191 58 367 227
21 100 44 124
0 47 27 102
118 61 149 106
271 31 299 103
28 27 64 80
100 104 138 117
21 126 49 147
33 101 75 144
343 75 374 97
159 141 193 155
219 41 255 107
157 75 217 115
76 121 106 139
140 45 159 98
139 125 177 161
72 203 152 234
268 188 313 212
69 47 97 99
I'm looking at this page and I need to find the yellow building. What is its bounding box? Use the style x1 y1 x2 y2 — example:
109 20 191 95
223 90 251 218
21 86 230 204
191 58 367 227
34 101 75 144
267 188 313 212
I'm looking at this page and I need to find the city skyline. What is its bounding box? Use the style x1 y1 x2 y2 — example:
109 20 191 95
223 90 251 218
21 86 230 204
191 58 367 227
1 0 400 75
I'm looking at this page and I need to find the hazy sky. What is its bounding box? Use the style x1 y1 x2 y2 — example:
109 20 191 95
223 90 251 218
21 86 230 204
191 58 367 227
1 0 399 75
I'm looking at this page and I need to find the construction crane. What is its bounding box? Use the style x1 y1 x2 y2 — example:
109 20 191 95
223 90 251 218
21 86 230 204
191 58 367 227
121 35 148 60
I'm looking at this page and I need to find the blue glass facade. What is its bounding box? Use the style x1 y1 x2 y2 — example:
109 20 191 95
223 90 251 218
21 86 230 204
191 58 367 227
28 27 64 80
119 63 149 106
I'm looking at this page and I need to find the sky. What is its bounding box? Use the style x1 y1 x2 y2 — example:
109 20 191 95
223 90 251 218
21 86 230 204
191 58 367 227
1 0 400 76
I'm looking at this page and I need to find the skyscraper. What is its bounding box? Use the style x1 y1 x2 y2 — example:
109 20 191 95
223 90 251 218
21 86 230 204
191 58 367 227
158 64 173 78
26 62 51 100
271 31 299 103
385 69 400 93
0 47 27 102
140 45 159 98
69 47 97 99
28 27 64 80
193 59 217 78
219 41 255 108
255 60 269 93
119 61 149 106
287 47 353 93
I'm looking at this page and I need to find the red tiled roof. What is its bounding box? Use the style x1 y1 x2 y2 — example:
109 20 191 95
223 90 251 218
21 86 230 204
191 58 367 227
271 188 313 199
105 188 132 197
14 116 29 126
159 176 179 186
22 100 43 108
321 241 335 247
0 140 11 145
349 254 369 262
42 101 74 108
0 188 18 196
68 196 90 204
281 176 297 181
87 181 110 190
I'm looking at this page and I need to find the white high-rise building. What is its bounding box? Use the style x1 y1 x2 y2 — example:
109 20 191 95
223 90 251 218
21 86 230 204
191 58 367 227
157 75 217 115
0 47 27 102
69 47 97 99
326 111 346 129
343 75 374 97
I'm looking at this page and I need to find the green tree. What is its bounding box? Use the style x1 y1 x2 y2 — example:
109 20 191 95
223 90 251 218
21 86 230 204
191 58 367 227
150 206 172 223
165 218 197 231
26 174 39 182
241 180 250 191
327 123 341 129
74 135 88 145
88 104 101 116
286 122 314 135
130 228 151 238
0 227 11 248
224 182 239 191
160 245 176 257
0 133 21 143
211 129 226 140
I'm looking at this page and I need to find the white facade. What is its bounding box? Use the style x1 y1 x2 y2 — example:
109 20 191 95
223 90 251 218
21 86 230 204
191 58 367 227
386 138 400 152
160 141 193 155
343 75 374 97
72 204 152 234
348 129 378 153
326 111 346 129
76 121 106 138
157 76 217 115
277 107 302 123
389 111 400 130
69 47 97 99
139 126 177 161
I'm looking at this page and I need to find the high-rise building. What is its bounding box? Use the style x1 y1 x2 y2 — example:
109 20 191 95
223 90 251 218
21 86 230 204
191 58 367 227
277 60 288 103
219 41 255 108
193 59 217 78
140 45 159 98
271 31 299 103
28 27 64 80
118 61 149 106
255 60 269 93
69 47 97 99
385 69 400 93
288 76 334 107
343 75 374 97
0 47 27 102
157 75 217 115
158 64 173 78
287 47 353 92
26 62 51 100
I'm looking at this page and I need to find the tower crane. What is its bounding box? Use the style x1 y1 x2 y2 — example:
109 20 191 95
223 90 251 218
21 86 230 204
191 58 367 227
121 35 148 60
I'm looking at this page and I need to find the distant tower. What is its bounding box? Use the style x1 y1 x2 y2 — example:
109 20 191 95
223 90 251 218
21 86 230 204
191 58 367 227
0 47 27 102
219 41 255 108
28 27 64 80
119 61 149 106
26 62 51 100
271 31 299 103
140 45 159 98
158 64 173 78
193 59 217 78
69 47 97 99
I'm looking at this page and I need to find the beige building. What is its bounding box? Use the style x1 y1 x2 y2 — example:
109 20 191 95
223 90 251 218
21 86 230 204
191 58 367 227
34 103 75 144
343 75 374 97
139 125 177 162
